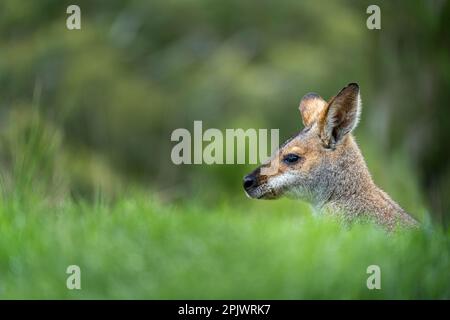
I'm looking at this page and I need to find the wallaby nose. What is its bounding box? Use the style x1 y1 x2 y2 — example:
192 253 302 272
243 175 257 190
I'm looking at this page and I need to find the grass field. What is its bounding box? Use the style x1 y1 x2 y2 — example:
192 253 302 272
0 192 448 299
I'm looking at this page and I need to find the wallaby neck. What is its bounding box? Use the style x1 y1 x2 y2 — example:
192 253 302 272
317 136 417 228
327 136 375 202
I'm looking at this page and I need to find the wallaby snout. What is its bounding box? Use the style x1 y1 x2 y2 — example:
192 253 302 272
243 174 257 190
243 168 276 199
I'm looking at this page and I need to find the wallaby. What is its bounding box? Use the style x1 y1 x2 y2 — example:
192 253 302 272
243 83 418 230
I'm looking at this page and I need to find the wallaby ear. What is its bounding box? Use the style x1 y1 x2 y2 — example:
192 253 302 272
318 83 361 149
299 93 327 127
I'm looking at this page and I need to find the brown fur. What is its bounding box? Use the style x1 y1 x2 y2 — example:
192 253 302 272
243 83 419 230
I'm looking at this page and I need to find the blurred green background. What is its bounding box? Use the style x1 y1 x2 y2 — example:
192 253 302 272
1 0 449 222
0 0 449 299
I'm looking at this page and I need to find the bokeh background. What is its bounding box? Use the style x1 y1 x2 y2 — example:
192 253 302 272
0 0 449 224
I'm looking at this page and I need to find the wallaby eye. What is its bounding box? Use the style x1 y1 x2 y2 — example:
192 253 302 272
283 153 301 165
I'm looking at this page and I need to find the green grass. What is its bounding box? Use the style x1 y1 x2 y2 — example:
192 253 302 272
0 194 448 299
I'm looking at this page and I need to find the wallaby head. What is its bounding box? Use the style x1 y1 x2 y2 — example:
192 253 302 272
243 83 418 229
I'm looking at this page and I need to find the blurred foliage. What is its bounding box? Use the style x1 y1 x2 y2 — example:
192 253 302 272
0 0 448 223
0 194 448 298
